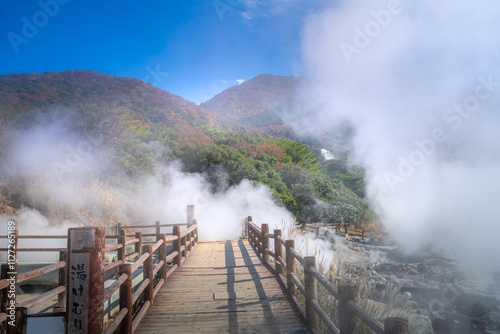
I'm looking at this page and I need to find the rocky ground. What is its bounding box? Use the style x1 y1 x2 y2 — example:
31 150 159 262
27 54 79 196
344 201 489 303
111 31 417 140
315 229 500 334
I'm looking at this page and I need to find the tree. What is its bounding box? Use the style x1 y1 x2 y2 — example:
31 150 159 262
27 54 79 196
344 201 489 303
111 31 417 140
279 137 322 172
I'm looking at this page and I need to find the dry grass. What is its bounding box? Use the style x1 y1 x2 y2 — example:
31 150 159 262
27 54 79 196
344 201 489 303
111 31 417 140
281 221 412 334
17 176 126 226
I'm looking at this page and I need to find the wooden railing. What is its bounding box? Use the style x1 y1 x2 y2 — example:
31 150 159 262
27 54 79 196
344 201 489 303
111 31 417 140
101 223 198 334
0 205 199 334
0 231 68 333
245 216 409 334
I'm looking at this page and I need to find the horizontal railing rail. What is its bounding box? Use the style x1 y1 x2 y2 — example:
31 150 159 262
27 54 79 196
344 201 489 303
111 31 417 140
0 230 68 333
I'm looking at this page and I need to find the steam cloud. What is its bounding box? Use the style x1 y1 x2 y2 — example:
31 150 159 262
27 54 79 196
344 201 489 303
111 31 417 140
301 0 500 277
0 110 293 260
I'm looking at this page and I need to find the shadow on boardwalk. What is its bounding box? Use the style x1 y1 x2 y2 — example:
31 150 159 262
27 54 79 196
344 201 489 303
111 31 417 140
135 240 309 333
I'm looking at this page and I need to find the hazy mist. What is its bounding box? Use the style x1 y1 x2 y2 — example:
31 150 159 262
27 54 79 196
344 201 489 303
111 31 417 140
301 0 500 277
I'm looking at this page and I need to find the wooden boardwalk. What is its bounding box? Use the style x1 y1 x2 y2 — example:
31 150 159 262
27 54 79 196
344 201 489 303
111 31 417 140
135 240 309 333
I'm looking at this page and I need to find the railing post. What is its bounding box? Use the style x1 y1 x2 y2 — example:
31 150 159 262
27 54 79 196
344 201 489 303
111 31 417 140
285 240 296 297
119 264 133 334
339 285 356 334
118 230 126 263
11 307 27 334
274 230 282 277
66 227 105 334
181 233 187 259
261 224 269 263
143 245 154 304
56 250 67 311
187 230 192 254
247 216 252 243
193 220 198 244
135 232 142 261
243 217 248 239
2 263 17 334
158 233 167 281
248 223 252 246
304 256 318 331
173 226 182 267
187 205 195 227
155 221 161 241
257 229 262 255
116 223 122 236
384 317 409 334
251 228 255 248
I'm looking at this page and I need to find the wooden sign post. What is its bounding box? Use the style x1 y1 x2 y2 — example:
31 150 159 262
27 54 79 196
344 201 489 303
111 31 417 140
187 205 195 227
66 227 105 334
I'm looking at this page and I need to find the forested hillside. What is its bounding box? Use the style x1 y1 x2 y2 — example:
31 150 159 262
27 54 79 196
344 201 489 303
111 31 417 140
145 126 370 225
201 73 355 156
0 70 216 128
0 70 372 228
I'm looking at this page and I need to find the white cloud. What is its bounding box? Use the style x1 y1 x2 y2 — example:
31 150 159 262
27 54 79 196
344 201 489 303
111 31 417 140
239 0 298 20
236 78 245 85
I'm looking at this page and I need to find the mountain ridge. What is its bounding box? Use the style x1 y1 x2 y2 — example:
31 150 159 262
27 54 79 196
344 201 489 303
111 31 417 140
0 70 312 140
0 70 216 129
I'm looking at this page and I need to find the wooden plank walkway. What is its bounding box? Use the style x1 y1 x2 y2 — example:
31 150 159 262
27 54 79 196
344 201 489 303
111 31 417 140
135 240 309 333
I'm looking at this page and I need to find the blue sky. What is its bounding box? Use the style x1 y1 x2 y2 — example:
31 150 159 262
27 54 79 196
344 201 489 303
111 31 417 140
0 0 327 104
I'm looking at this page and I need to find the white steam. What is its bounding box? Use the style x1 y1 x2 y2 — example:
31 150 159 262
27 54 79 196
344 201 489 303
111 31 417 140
0 209 75 262
320 149 335 161
0 113 294 251
301 0 500 276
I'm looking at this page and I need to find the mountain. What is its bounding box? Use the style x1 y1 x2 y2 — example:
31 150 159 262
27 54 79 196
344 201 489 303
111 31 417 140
0 70 352 155
201 74 353 155
201 74 302 120
0 70 366 224
0 70 216 128
200 74 304 135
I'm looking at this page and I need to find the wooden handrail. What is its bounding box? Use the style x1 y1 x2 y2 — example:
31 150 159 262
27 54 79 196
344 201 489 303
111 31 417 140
132 253 150 273
0 235 67 239
103 273 128 302
17 261 66 284
18 286 65 309
0 279 8 290
0 206 199 334
290 272 305 294
121 223 186 229
265 249 275 258
165 235 178 242
104 260 122 272
165 251 178 262
247 220 409 334
180 224 197 238
151 239 164 253
141 233 173 237
132 279 150 304
153 260 164 277
104 308 128 334
289 247 304 266
312 299 340 334
124 252 139 262
276 235 286 247
346 300 385 334
309 266 339 299
124 238 140 246
276 256 287 271
103 243 122 253
0 248 65 252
